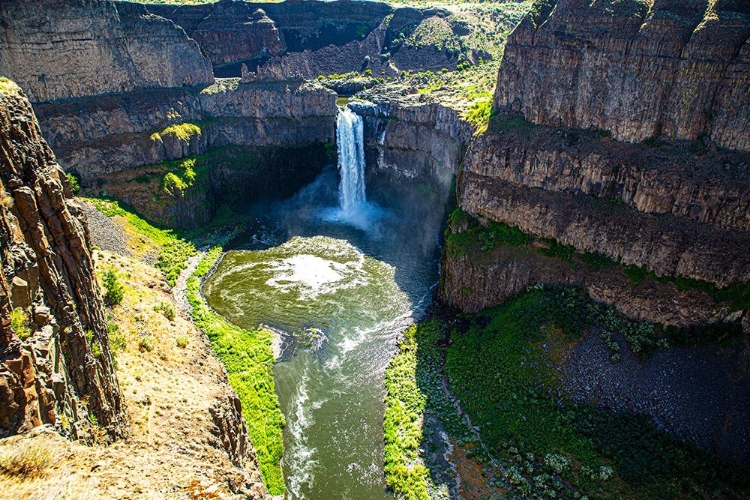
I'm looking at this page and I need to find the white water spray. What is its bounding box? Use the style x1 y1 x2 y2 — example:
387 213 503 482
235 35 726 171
336 107 367 215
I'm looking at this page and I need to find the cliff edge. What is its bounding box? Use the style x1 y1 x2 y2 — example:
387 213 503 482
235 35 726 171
0 80 126 441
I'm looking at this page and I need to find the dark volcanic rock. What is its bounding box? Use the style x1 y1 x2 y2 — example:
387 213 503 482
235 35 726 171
0 0 213 103
495 0 750 150
0 82 126 441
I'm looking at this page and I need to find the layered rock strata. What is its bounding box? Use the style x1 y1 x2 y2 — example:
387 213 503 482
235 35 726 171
0 82 126 440
34 80 337 180
351 88 474 194
0 0 213 103
495 0 750 150
443 0 750 330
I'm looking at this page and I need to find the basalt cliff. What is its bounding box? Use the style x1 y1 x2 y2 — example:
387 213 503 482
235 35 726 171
441 0 750 334
0 81 126 442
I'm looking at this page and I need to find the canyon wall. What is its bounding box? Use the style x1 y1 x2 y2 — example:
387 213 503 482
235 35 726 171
34 80 337 180
351 88 473 198
442 0 750 330
0 0 213 103
495 0 750 150
0 0 340 228
0 81 126 441
149 0 481 80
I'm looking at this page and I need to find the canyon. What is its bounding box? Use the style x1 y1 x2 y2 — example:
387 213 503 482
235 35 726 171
0 0 748 498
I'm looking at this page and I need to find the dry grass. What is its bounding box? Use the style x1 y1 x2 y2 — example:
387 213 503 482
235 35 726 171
0 441 54 479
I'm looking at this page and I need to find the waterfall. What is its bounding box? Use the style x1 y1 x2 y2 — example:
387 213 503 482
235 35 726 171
336 107 367 215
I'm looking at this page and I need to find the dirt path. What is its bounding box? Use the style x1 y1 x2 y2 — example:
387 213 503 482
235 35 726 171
173 252 204 314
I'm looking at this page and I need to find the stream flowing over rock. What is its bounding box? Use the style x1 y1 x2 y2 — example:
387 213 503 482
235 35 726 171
0 83 127 441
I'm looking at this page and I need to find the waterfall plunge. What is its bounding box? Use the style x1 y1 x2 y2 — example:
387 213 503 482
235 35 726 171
336 107 367 215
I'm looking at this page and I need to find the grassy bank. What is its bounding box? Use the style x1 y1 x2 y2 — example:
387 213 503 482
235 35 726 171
87 197 285 494
386 288 750 499
187 250 285 496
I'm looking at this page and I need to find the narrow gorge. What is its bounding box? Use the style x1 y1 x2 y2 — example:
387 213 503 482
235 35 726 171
0 0 749 499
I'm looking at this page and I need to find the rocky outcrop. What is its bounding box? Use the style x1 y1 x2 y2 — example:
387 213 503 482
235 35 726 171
34 80 337 180
442 0 750 320
464 120 750 231
460 172 750 287
146 1 284 72
495 0 750 151
439 228 743 330
0 81 126 441
350 87 473 194
0 0 213 103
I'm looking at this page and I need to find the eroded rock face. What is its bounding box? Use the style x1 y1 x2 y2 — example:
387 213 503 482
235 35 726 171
464 123 750 231
0 83 126 441
495 0 750 150
0 0 213 103
351 87 474 193
146 1 284 70
443 0 750 325
33 80 337 181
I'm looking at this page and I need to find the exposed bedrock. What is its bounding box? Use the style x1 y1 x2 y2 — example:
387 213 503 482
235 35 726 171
145 1 285 70
34 80 337 181
460 172 750 287
152 0 477 81
350 90 473 197
91 143 332 229
464 121 750 231
0 0 213 103
0 83 126 441
495 0 750 150
439 240 742 329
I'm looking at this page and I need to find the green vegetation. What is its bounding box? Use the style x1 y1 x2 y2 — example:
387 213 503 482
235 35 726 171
446 207 530 255
447 208 750 314
102 268 124 306
65 173 81 195
440 286 750 499
161 158 197 197
138 335 155 352
86 198 198 286
388 287 750 500
385 319 474 500
150 121 202 144
187 250 285 495
464 98 492 134
0 77 20 95
154 301 176 321
108 322 127 367
10 308 31 340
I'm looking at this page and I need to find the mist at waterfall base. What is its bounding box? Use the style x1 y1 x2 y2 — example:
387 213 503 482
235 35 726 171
203 107 450 499
320 106 386 233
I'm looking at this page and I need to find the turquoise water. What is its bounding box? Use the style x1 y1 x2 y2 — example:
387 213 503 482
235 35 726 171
203 168 446 499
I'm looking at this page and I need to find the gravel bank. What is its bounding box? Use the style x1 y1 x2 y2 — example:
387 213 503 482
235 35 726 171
80 201 131 256
564 330 750 463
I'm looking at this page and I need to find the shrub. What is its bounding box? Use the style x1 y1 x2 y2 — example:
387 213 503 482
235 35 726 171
65 173 81 195
102 268 124 306
138 335 154 352
155 301 176 321
364 68 373 77
176 336 189 348
465 99 492 134
10 308 31 340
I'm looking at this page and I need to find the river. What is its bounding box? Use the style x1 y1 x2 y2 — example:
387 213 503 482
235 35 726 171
203 108 448 499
